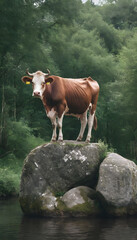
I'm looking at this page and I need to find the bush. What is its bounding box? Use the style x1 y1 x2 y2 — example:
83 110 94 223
7 120 45 158
98 139 115 159
0 154 23 198
0 120 45 198
0 167 20 198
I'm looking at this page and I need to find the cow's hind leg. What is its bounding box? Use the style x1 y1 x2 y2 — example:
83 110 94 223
86 110 95 143
77 110 87 141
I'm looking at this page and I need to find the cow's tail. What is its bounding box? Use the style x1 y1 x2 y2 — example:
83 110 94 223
93 115 97 130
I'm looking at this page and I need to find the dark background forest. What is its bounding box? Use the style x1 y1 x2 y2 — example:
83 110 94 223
0 0 137 197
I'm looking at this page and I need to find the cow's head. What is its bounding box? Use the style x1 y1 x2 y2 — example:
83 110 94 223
22 69 51 97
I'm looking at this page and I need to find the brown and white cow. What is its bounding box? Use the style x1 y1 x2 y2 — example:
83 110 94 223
22 69 99 142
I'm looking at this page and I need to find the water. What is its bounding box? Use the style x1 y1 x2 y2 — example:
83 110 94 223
0 199 137 240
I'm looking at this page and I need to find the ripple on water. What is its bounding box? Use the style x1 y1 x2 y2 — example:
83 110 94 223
0 199 137 240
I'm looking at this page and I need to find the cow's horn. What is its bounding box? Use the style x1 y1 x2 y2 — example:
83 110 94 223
44 69 50 76
26 69 34 76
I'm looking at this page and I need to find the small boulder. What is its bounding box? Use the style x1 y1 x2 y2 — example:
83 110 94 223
61 186 102 216
96 153 137 216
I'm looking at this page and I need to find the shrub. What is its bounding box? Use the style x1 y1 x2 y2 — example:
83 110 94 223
7 120 44 158
0 167 20 198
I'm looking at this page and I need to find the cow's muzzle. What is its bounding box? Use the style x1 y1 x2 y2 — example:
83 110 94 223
33 91 41 97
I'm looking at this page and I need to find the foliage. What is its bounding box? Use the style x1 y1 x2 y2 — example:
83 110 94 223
100 0 137 29
98 140 115 159
0 154 21 198
0 0 137 197
117 32 137 160
0 168 19 198
6 120 44 158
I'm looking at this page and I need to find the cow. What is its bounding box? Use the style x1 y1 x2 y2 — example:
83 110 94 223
21 69 99 142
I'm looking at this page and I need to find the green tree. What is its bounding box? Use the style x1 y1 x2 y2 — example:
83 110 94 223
81 1 122 53
117 32 137 159
1 0 137 163
100 0 137 29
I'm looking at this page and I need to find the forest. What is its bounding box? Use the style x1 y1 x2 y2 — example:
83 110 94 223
0 0 137 197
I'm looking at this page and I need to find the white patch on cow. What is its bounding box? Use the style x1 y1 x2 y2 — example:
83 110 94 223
46 108 57 141
86 111 95 142
32 73 45 97
63 150 87 163
58 111 65 141
89 103 92 109
47 108 57 119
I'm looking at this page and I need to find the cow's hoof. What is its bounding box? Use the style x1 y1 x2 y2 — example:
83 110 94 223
51 139 57 142
76 137 82 141
58 139 63 142
85 139 90 143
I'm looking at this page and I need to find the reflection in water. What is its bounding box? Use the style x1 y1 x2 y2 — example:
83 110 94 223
0 199 137 240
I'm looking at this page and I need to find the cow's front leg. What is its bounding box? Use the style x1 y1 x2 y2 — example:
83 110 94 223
47 108 57 141
77 110 87 141
57 113 65 141
51 117 57 141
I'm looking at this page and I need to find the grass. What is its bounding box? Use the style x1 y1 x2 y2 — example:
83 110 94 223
98 139 115 159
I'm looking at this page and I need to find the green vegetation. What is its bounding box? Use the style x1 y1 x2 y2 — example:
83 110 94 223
0 122 44 198
0 167 20 198
0 0 137 197
98 140 115 160
55 192 66 197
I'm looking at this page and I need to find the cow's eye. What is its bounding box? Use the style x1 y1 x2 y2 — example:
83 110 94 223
42 83 45 88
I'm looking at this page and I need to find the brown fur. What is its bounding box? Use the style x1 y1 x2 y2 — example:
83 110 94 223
44 76 99 118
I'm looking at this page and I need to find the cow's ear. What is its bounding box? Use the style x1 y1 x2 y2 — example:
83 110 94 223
21 76 32 84
45 77 54 85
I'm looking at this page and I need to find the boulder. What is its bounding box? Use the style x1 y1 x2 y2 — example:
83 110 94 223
20 141 137 217
19 141 105 217
96 153 137 216
61 186 102 216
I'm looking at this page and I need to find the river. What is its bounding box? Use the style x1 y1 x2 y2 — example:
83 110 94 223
0 199 137 240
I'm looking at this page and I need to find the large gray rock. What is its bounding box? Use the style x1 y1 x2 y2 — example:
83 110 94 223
96 153 137 216
19 141 105 217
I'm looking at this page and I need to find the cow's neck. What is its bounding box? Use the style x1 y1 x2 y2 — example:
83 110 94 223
41 87 52 111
